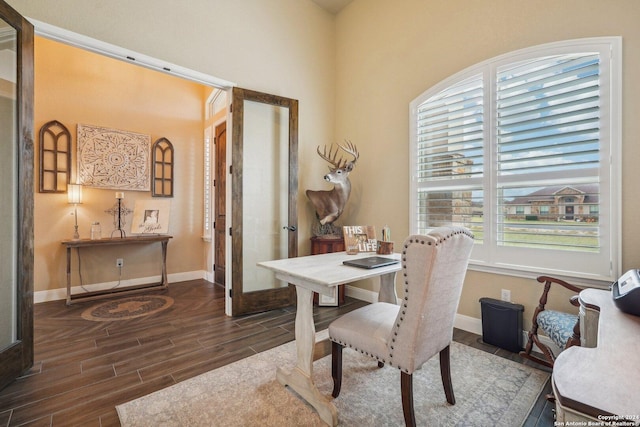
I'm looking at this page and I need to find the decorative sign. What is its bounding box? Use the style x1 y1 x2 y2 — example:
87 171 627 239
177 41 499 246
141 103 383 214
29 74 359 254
343 225 378 253
77 124 150 190
131 200 171 234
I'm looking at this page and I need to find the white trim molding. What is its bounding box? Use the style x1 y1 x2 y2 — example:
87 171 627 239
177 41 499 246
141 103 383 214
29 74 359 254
34 270 207 304
29 18 236 89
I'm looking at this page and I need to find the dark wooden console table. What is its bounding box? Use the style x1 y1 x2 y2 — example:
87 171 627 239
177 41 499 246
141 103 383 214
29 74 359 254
62 235 172 305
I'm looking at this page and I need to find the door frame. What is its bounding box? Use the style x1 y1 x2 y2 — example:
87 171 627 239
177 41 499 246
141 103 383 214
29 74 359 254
0 0 34 390
228 87 299 316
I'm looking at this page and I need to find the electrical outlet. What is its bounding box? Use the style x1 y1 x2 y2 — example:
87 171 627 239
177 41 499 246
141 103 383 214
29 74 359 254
501 289 511 302
116 258 124 268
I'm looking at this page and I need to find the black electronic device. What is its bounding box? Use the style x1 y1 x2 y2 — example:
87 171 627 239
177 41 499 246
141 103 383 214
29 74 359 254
342 256 399 269
611 269 640 316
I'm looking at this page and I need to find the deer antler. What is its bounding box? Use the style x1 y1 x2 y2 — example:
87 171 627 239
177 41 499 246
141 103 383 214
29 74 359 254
316 140 359 170
316 145 345 169
338 140 359 166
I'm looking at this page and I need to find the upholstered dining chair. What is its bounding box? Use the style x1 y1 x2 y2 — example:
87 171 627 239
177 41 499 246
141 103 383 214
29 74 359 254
328 227 474 427
519 276 582 368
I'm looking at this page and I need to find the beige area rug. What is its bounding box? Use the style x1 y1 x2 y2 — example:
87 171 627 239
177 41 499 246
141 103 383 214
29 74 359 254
81 295 174 321
117 331 548 426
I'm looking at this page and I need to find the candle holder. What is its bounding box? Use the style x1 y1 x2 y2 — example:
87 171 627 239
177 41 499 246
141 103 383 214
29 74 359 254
105 193 132 238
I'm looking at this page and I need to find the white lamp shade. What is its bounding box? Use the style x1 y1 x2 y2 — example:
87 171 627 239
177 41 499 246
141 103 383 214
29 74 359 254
68 184 83 204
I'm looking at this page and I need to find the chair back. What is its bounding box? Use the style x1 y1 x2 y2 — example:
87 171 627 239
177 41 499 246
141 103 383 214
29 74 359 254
388 227 474 374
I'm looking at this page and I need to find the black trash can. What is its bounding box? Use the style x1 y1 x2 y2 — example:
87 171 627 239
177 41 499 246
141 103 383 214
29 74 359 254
479 297 524 353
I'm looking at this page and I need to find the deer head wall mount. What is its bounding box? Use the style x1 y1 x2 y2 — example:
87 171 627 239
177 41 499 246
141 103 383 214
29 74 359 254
306 141 359 228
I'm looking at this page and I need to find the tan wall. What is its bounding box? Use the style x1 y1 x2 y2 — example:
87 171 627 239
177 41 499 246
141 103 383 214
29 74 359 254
10 0 640 329
34 36 206 291
6 0 337 296
334 0 640 328
8 0 337 257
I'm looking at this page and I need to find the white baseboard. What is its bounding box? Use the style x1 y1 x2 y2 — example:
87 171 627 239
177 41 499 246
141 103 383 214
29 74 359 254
344 284 556 354
204 271 214 283
344 284 378 303
34 270 207 304
454 313 483 336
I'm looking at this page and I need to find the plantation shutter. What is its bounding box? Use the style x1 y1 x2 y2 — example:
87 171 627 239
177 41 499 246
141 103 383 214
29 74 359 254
414 74 484 237
415 74 484 183
496 53 600 176
495 53 601 252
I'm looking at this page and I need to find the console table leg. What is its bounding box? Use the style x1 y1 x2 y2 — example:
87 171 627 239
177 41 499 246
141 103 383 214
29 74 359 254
66 247 72 305
161 241 168 287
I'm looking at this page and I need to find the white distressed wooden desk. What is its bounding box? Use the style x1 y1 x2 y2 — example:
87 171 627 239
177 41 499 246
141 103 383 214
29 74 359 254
257 251 401 426
552 288 640 424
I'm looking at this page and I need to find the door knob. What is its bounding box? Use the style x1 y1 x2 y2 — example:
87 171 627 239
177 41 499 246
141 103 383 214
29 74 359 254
283 225 297 232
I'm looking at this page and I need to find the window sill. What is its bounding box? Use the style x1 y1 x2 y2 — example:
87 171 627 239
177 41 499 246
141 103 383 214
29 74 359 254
467 262 611 290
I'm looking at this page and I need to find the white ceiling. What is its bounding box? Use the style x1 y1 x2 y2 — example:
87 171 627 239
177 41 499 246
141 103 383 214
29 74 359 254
311 0 353 14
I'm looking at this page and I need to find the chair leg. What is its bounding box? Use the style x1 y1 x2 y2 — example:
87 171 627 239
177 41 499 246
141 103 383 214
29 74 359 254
439 345 455 405
331 341 343 398
401 371 416 427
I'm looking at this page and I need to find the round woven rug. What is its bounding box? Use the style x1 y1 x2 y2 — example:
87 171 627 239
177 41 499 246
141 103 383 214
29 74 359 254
81 295 174 322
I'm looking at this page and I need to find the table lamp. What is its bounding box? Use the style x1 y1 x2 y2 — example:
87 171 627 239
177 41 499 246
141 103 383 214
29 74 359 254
67 184 83 240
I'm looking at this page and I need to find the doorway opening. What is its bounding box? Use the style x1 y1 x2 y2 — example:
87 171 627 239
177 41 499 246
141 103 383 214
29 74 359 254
31 20 233 307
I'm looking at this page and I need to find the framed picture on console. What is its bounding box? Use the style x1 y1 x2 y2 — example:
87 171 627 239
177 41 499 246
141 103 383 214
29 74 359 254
131 199 171 234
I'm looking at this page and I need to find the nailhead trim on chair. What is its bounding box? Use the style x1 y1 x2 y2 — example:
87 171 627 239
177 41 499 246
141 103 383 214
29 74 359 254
331 228 474 372
389 227 474 373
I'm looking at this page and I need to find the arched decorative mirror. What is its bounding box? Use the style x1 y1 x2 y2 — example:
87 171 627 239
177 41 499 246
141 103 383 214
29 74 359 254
38 120 71 193
151 137 174 197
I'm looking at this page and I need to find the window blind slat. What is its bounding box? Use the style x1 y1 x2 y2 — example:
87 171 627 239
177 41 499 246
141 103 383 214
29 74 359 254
497 53 598 83
498 95 599 125
498 62 600 99
498 75 600 109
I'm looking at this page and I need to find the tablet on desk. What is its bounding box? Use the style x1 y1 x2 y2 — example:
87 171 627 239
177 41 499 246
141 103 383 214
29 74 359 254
343 256 399 269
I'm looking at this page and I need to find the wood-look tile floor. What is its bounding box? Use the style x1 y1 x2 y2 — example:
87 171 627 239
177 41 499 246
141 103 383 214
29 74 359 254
0 280 554 426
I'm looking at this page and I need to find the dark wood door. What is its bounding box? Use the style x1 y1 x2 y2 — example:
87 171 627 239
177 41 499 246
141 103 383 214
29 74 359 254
213 121 226 285
0 0 34 390
565 205 574 220
230 88 298 316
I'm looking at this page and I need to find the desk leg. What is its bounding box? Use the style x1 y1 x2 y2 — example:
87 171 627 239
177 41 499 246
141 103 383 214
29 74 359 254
276 286 337 427
378 271 398 304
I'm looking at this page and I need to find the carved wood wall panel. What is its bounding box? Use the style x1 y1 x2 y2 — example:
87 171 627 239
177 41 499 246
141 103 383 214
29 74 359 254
77 124 150 191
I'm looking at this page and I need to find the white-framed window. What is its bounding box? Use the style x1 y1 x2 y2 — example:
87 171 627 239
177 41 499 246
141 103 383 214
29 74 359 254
409 38 621 284
206 88 227 120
